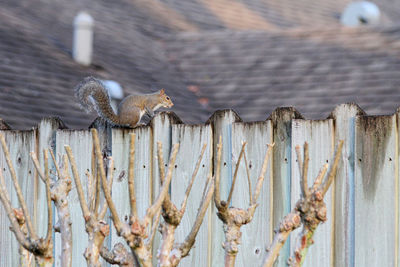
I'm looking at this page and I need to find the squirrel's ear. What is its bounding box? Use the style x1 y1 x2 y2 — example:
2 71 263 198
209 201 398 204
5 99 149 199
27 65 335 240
159 89 165 95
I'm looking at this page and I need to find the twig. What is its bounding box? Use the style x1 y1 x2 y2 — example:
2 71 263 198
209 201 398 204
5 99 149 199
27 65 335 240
128 133 138 217
0 134 38 240
243 151 252 205
213 138 274 267
289 140 344 267
227 142 247 205
252 143 274 205
156 142 213 267
0 139 54 266
180 143 207 213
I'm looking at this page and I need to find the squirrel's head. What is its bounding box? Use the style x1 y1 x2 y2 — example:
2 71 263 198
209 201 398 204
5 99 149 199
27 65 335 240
158 89 174 108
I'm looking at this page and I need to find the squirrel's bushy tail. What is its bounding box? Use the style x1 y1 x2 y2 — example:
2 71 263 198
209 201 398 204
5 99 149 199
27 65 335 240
75 77 120 125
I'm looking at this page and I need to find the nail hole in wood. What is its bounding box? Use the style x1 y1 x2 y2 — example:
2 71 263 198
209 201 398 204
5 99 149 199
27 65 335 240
143 165 146 169
174 165 177 169
358 158 362 162
224 162 227 166
255 248 260 254
389 157 392 161
326 160 328 163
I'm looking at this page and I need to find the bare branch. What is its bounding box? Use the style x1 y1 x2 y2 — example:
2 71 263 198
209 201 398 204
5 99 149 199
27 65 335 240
30 152 45 182
49 149 62 179
0 134 38 240
312 164 328 191
99 157 114 220
263 212 301 267
101 243 136 267
252 143 274 205
156 141 176 214
321 140 344 196
43 150 53 245
227 142 247 205
146 207 162 249
295 145 303 183
145 143 179 225
65 145 91 221
179 178 215 257
0 169 31 249
180 143 207 214
128 133 138 218
243 151 252 205
91 128 123 234
302 143 310 198
214 135 223 209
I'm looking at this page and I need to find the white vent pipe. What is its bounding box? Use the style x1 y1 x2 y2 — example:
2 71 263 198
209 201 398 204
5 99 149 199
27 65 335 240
73 12 94 66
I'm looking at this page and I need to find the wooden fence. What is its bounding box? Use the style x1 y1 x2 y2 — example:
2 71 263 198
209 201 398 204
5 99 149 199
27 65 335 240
0 103 397 267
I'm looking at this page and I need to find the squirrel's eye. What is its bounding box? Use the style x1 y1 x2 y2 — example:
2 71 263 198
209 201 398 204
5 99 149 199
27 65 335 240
166 97 170 100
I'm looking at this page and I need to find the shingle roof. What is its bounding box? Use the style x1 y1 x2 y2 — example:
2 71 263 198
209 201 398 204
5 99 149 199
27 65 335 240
1 0 400 128
164 27 400 120
0 0 205 129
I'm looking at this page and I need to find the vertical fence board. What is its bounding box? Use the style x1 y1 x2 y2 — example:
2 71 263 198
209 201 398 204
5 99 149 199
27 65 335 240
110 127 152 252
354 115 397 267
56 130 93 267
231 121 273 266
38 118 64 267
269 108 303 267
208 110 242 266
151 112 181 264
171 124 213 266
331 104 365 267
0 130 36 267
291 119 334 267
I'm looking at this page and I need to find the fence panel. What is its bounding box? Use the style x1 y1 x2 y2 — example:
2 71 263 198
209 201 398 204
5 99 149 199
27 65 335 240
0 130 36 267
55 130 93 267
110 126 152 253
171 124 213 266
354 115 397 267
291 119 335 267
269 108 303 267
231 121 273 266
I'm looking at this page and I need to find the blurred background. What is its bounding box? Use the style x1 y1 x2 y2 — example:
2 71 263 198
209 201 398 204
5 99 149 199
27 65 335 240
1 0 399 129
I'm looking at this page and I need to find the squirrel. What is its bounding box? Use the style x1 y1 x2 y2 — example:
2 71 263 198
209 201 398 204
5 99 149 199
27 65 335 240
75 76 174 127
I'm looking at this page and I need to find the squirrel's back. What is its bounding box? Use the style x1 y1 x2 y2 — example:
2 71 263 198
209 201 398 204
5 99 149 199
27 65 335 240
75 77 120 125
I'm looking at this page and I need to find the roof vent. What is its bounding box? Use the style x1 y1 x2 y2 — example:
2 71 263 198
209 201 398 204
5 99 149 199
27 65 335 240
102 80 124 100
73 12 94 66
341 1 380 26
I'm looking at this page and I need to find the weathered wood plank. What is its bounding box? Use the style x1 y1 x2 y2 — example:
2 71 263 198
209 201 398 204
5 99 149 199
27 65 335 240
56 129 93 267
171 124 213 266
331 104 365 267
0 130 37 267
207 110 242 267
37 118 65 267
110 126 152 253
150 112 181 263
231 121 273 266
354 115 397 267
291 119 334 267
268 107 303 267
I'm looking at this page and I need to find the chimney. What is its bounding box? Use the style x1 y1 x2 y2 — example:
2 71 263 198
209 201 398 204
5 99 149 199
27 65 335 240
73 12 94 66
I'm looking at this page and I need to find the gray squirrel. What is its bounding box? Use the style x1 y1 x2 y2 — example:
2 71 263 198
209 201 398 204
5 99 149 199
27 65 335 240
75 77 174 127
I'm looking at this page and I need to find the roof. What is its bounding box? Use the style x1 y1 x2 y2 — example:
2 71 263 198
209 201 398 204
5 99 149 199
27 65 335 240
1 0 400 128
164 27 400 120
